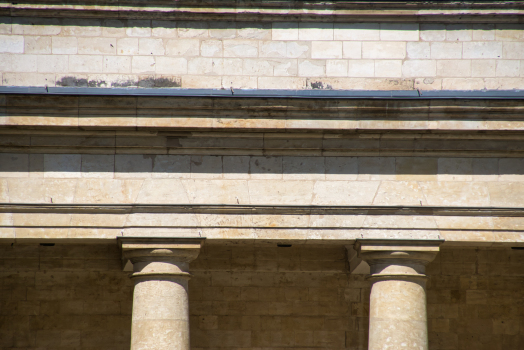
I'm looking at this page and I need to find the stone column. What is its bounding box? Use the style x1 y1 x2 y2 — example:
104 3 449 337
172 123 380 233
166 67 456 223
355 239 442 350
119 237 205 350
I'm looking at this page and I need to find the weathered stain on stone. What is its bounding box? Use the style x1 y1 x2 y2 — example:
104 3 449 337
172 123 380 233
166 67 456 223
56 76 107 88
308 81 333 90
138 77 181 88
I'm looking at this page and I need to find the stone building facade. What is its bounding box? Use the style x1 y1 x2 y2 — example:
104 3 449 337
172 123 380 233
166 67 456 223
1 1 524 349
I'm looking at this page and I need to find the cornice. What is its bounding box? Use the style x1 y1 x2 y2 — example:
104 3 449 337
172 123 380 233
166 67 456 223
1 0 523 22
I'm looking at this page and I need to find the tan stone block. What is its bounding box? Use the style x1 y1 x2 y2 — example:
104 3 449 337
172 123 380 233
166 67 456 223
362 42 405 59
23 35 51 54
138 38 165 55
437 60 471 77
69 55 103 73
312 180 379 205
177 21 208 38
373 181 428 205
243 59 272 76
117 38 138 55
375 60 402 78
358 157 395 180
463 41 503 59
492 217 524 231
258 77 306 89
441 78 485 90
420 182 490 206
135 179 191 204
221 75 258 89
437 158 473 181
312 41 342 59
402 60 436 77
182 75 222 88
269 59 298 77
247 180 312 205
485 77 524 90
472 24 495 41
0 17 12 34
395 157 437 181
13 213 72 227
101 19 126 37
51 37 77 54
286 41 310 59
496 60 520 77
224 40 258 57
2 72 53 87
166 39 199 56
126 20 152 37
363 214 437 229
238 23 271 40
184 179 250 204
201 40 223 57
12 18 61 36
471 59 496 77
435 216 493 230
151 20 177 38
298 23 333 41
420 24 446 41
430 42 462 59
272 22 298 41
446 24 472 41
209 21 236 39
78 37 116 55
131 56 155 74
334 23 379 41
74 179 143 203
156 57 187 74
380 23 419 41
342 41 361 59
326 60 348 77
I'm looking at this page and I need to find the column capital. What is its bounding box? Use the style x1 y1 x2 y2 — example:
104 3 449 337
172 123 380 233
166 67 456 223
118 237 205 278
355 239 443 280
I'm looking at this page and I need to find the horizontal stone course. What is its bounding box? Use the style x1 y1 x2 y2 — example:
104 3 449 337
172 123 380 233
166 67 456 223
1 19 523 89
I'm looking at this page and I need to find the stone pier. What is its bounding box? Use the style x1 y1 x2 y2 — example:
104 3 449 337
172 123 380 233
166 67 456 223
356 239 442 350
119 238 205 350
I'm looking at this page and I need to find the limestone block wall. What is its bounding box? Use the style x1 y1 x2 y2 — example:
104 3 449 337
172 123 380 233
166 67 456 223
1 244 523 349
0 18 523 90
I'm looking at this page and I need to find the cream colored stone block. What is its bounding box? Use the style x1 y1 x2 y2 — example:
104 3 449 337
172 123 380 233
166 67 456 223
43 154 81 179
102 19 126 37
69 55 103 73
402 60 436 77
115 155 152 178
136 179 190 203
0 179 8 202
358 157 395 180
420 182 490 206
187 57 212 75
342 42 361 59
78 37 116 55
375 60 402 78
499 158 524 182
362 42 406 59
471 60 496 77
177 21 208 38
238 24 270 40
334 23 379 41
209 22 236 39
13 213 71 227
414 78 442 90
488 182 524 207
496 60 520 77
441 78 485 90
152 155 190 179
213 58 243 75
406 42 429 59
138 38 165 55
224 40 258 57
248 180 312 205
485 77 524 90
420 24 446 41
270 59 298 76
0 35 23 53
182 75 221 88
472 24 495 41
222 76 257 89
243 59 272 76
12 18 61 36
373 181 428 205
81 154 114 179
61 19 102 37
311 41 342 59
435 216 493 230
492 217 524 231
298 60 325 77
272 22 299 41
74 178 142 203
166 39 199 56
0 18 11 34
152 20 177 38
24 36 51 54
71 213 126 227
2 72 54 87
299 23 333 41
430 42 462 59
7 178 45 202
347 60 374 77
286 41 310 59
52 36 78 55
201 40 223 57
437 158 473 181
312 180 379 205
9 54 37 72
103 56 131 74
282 156 324 180
35 54 67 73
363 215 437 229
463 42 503 59
132 56 156 74
326 60 348 77
437 60 471 77
156 57 187 74
126 20 151 37
117 38 138 55
446 24 472 41
380 23 419 41
495 24 524 41
258 77 306 89
190 156 222 179
259 41 286 58
184 179 249 204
